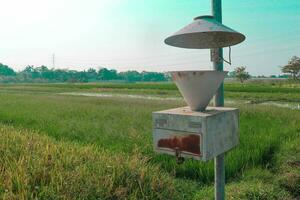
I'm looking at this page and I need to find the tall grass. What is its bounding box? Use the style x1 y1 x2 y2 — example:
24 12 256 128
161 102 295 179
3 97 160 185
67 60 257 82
0 92 298 184
0 126 180 199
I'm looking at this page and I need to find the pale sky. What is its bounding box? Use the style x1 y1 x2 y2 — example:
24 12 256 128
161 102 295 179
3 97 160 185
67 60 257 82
0 0 299 75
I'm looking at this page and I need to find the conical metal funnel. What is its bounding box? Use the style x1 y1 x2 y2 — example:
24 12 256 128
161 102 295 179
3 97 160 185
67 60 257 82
171 70 227 111
165 15 245 49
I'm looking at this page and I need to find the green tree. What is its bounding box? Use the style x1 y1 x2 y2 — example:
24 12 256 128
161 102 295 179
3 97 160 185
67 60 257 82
141 71 166 82
119 71 142 82
20 65 35 80
54 69 69 82
227 71 236 78
86 68 98 81
0 63 16 76
281 56 300 80
234 66 250 83
97 68 119 80
23 65 34 73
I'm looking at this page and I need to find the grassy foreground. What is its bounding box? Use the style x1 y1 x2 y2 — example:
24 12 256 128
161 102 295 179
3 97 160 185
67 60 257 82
0 83 299 199
1 124 299 200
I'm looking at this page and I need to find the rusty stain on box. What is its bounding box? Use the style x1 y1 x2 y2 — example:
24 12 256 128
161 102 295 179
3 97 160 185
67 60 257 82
153 106 239 161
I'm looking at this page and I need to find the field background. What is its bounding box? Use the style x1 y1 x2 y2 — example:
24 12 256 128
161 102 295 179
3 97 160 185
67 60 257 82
0 81 299 199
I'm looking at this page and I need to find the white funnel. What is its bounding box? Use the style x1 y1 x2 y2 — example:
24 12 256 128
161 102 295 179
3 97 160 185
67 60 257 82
171 70 227 111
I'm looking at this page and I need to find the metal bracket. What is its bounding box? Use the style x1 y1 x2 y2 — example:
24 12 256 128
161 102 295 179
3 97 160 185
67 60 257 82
210 48 222 63
211 47 232 65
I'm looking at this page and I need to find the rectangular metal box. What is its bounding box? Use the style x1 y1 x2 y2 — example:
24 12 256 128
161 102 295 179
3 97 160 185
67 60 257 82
153 106 239 161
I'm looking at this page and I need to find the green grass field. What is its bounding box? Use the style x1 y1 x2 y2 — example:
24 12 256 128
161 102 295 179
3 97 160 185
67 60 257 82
1 81 300 102
0 82 299 199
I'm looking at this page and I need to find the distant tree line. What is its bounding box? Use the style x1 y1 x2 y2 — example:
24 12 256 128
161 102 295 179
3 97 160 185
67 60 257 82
0 55 298 83
0 64 170 83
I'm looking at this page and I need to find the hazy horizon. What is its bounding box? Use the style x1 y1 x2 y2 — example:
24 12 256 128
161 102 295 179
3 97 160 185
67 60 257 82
1 0 299 76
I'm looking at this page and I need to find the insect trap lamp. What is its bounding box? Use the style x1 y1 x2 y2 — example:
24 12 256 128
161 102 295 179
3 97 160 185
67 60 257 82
152 15 245 162
167 15 245 112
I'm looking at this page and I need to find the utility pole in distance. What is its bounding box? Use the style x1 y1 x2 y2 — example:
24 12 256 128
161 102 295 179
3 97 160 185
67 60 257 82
52 53 55 68
212 0 225 200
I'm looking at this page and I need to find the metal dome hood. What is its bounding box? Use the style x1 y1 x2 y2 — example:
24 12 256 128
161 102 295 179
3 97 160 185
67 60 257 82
164 15 245 49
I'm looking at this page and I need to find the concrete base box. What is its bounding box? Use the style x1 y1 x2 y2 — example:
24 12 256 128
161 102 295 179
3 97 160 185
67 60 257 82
152 106 239 161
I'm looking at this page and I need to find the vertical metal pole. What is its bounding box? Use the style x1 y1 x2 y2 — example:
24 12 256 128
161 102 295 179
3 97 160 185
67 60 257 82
211 0 225 200
52 53 55 68
214 153 225 200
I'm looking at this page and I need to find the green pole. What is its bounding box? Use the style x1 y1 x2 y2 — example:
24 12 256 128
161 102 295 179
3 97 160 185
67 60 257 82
212 0 225 200
212 0 224 106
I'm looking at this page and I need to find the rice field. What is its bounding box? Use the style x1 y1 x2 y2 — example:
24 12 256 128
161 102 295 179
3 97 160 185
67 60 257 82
0 82 299 199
